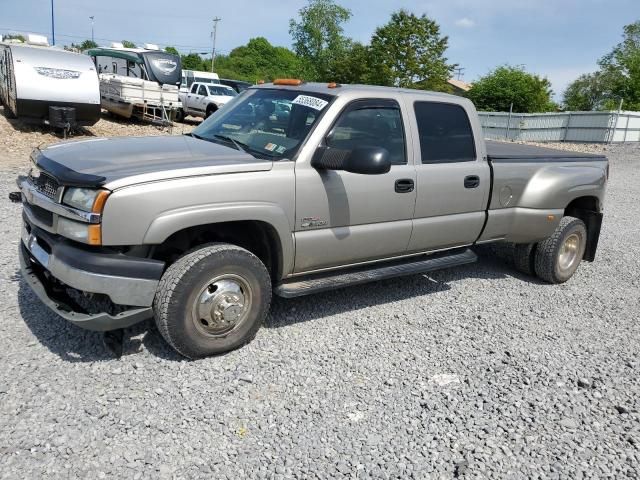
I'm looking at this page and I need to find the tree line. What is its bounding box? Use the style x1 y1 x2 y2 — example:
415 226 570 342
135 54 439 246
59 1 639 113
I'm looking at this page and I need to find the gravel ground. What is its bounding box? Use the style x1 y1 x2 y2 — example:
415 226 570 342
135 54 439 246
0 110 639 479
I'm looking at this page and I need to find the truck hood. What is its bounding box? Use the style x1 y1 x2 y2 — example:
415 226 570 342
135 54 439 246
35 135 273 189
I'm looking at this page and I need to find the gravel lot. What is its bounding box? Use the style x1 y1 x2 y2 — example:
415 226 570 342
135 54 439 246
0 108 639 479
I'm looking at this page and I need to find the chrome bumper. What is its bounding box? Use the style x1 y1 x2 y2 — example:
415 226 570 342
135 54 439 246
21 223 163 307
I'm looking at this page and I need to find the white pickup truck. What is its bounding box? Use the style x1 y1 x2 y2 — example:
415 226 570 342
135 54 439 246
176 82 237 121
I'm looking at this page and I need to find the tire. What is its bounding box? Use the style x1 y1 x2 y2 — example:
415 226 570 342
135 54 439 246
175 108 185 123
513 243 536 276
153 243 272 359
205 105 217 118
534 216 587 284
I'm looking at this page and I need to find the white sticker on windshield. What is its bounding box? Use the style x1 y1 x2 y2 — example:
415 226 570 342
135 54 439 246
292 95 328 111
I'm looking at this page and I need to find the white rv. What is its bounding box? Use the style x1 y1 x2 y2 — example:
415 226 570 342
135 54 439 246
0 35 101 125
180 70 220 93
87 44 182 123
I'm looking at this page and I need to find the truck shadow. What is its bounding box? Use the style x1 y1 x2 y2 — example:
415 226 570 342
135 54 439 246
16 253 541 363
264 254 542 329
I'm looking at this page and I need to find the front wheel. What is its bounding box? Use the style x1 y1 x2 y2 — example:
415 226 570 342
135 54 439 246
534 216 587 284
174 108 185 123
205 105 217 118
153 243 272 359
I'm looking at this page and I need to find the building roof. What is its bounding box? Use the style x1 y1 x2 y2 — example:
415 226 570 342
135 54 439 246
447 78 472 92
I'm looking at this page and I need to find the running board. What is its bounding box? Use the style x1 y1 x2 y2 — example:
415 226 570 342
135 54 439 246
275 248 477 298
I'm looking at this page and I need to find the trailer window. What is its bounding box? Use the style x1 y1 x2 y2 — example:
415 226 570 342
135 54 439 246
414 102 476 163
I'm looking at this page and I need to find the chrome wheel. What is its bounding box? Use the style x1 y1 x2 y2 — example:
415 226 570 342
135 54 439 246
557 233 581 274
191 274 253 337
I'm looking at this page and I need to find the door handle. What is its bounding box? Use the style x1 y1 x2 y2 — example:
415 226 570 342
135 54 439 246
464 175 480 189
395 178 414 193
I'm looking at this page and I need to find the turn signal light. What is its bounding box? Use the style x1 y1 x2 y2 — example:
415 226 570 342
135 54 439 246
87 225 102 246
273 78 303 86
92 190 110 214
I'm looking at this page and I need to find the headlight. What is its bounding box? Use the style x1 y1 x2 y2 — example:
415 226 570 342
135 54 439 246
62 188 109 213
58 217 102 245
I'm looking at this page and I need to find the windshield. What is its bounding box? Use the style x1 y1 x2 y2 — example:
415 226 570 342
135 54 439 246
191 88 334 160
208 85 236 96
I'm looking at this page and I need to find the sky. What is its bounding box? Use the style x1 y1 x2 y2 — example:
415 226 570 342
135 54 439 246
1 0 638 99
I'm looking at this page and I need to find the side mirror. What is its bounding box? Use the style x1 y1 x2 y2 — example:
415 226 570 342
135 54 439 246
311 146 391 175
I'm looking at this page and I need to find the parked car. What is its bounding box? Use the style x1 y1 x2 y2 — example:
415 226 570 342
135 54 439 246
220 78 251 93
176 81 236 121
15 81 608 358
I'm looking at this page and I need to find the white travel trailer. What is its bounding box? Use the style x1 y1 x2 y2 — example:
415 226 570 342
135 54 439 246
0 37 101 126
87 44 182 123
180 70 220 93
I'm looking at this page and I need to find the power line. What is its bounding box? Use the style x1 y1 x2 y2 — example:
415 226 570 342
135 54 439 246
0 25 217 52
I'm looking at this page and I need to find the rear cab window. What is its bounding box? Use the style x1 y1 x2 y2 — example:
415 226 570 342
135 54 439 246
414 102 476 163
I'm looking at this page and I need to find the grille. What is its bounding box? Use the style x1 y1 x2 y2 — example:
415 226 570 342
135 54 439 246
29 171 60 200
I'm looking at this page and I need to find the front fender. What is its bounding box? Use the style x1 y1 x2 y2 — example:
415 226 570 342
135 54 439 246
143 202 295 275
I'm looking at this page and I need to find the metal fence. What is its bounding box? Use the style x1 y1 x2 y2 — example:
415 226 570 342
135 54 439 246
478 110 640 143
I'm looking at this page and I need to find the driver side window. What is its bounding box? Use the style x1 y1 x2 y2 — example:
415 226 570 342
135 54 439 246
190 83 199 94
326 100 407 165
198 85 208 96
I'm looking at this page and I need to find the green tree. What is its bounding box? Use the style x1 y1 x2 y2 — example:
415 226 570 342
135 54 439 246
289 0 352 80
563 72 611 111
211 37 305 82
121 40 136 48
331 41 373 84
164 46 179 56
466 65 556 113
598 20 640 110
80 40 98 50
2 34 26 42
181 53 205 71
368 10 454 91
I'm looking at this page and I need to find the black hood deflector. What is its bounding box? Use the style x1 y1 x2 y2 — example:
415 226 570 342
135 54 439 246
34 150 107 187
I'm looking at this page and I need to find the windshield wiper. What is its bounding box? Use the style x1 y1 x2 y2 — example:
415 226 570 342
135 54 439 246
213 134 249 153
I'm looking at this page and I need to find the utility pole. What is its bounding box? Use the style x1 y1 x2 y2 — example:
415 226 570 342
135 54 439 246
211 17 221 73
50 0 55 45
90 16 95 43
453 67 465 81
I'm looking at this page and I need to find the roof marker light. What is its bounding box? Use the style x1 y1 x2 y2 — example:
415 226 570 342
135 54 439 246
273 78 304 86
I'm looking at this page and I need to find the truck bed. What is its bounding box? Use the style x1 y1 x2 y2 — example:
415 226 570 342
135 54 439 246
486 141 606 162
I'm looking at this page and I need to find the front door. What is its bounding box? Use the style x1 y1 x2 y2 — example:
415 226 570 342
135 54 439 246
294 98 417 273
404 99 490 252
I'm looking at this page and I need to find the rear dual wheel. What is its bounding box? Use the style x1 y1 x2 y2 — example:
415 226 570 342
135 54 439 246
511 216 587 284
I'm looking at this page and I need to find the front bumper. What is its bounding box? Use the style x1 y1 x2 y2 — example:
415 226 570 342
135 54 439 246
19 223 165 331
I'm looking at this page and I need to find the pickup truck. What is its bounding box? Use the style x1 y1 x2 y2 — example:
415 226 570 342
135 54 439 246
15 80 608 358
176 81 236 121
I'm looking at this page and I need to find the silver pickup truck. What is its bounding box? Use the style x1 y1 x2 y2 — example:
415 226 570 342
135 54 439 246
15 81 608 358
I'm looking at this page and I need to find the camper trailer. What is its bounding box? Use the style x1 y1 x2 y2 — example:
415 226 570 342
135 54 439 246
87 44 182 123
180 70 220 93
0 35 101 126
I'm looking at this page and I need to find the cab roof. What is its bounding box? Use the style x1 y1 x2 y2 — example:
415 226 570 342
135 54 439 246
252 81 460 100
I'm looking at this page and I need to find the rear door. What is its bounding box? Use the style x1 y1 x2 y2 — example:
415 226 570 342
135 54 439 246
404 98 490 252
294 97 417 272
